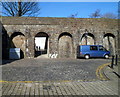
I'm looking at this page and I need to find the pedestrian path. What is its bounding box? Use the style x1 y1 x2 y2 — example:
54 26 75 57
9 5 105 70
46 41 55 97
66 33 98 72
1 80 118 96
104 65 119 81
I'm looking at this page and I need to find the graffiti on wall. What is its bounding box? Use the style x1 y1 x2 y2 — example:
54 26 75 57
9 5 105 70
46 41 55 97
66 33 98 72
49 52 58 58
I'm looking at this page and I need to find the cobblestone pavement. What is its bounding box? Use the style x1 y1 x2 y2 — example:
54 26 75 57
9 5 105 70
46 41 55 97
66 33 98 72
2 58 111 81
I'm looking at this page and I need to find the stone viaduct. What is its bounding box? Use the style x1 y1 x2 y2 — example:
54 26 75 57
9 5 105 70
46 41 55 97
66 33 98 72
1 17 119 59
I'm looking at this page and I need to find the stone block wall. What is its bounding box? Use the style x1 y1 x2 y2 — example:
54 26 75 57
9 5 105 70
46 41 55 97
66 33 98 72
1 17 119 59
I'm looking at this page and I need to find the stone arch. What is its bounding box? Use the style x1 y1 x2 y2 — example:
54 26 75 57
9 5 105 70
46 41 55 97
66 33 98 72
10 32 25 58
35 32 49 57
80 32 95 45
58 32 73 58
103 33 115 55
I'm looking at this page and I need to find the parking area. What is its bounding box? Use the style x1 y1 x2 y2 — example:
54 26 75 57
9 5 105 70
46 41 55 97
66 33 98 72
2 58 111 81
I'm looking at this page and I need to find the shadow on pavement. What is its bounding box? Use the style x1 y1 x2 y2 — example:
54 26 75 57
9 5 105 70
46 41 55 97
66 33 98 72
2 59 17 65
77 57 112 60
113 71 120 78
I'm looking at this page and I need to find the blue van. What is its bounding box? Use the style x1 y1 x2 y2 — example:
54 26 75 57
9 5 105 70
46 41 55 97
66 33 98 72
77 45 110 59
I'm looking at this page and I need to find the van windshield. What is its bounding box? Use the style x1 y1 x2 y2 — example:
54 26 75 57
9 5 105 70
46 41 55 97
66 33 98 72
99 46 107 51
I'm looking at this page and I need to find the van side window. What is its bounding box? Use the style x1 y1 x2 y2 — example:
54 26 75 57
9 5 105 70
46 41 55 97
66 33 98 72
90 46 98 50
99 46 106 51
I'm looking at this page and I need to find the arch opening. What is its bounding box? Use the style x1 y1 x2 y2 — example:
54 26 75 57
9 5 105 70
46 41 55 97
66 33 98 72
35 32 49 58
10 32 25 59
80 32 95 45
58 32 73 58
103 33 115 55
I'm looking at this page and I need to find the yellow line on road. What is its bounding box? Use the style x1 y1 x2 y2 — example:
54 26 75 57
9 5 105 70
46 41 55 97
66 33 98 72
0 79 99 83
0 80 72 83
96 62 110 80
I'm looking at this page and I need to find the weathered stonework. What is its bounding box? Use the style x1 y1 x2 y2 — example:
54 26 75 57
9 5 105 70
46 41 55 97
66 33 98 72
1 17 119 59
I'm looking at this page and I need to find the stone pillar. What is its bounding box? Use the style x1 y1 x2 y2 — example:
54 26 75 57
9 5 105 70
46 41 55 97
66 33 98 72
94 32 103 45
118 30 120 59
49 32 58 58
114 31 118 55
25 29 35 58
73 30 80 59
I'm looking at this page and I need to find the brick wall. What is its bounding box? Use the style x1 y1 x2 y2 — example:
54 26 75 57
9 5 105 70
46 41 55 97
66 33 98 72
1 17 119 59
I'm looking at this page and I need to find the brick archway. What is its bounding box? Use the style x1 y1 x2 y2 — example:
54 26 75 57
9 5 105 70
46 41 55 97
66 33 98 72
103 33 115 55
58 32 73 58
10 32 25 58
80 32 95 45
35 32 49 57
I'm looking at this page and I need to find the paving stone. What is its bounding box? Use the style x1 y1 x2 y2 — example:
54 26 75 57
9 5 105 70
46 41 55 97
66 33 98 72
2 80 118 96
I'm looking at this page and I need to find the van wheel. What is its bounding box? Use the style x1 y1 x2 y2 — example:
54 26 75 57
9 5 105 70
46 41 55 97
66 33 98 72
85 54 90 59
104 54 109 59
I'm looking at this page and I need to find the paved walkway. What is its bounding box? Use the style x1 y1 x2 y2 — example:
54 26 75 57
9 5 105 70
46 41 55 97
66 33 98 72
1 80 118 96
104 65 119 81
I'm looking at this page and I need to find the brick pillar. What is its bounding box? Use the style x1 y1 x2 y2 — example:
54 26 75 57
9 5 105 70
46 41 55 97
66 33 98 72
25 30 35 58
49 32 58 58
73 30 80 59
114 31 118 55
94 32 103 45
118 30 120 61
